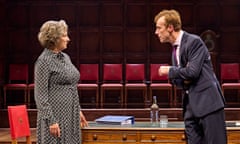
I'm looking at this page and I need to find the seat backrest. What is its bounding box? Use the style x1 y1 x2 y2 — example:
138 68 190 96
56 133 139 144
9 64 28 83
125 64 145 81
220 63 240 81
150 64 169 81
79 64 99 81
8 105 31 139
103 64 122 81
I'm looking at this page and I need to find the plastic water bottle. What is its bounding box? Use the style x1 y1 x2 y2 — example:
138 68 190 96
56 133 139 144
150 96 159 125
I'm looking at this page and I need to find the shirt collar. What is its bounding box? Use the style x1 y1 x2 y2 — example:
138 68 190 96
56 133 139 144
173 30 184 47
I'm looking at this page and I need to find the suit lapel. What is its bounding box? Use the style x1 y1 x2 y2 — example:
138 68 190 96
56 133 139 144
179 32 188 67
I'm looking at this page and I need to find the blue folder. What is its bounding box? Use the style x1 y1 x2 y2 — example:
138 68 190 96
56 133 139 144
95 115 135 125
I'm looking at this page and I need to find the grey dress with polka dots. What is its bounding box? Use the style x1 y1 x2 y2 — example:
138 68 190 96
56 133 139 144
34 48 81 144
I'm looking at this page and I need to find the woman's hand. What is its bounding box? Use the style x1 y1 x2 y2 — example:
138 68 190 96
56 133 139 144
49 123 61 137
80 111 88 127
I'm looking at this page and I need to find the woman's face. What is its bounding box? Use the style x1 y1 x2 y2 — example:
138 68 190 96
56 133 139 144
55 32 70 51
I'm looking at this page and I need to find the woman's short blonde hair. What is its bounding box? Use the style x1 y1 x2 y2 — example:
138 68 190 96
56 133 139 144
38 20 68 49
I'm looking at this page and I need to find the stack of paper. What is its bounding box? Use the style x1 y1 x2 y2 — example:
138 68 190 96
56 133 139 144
95 115 135 125
236 121 240 126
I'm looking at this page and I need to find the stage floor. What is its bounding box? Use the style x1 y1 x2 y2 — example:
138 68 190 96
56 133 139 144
0 128 36 144
0 108 240 143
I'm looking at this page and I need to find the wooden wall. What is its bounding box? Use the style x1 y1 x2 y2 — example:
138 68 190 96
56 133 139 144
0 0 240 108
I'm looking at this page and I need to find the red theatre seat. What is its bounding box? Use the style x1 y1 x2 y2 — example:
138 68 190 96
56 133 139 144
78 64 99 108
125 64 147 108
220 63 240 106
150 64 174 107
100 64 123 108
4 64 29 108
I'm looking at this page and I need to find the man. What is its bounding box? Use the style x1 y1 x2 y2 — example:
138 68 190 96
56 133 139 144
155 9 227 144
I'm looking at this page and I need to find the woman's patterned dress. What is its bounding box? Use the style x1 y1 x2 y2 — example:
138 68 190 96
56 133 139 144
34 48 81 144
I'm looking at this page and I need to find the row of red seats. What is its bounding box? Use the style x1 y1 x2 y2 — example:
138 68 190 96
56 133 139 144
2 63 240 108
2 63 172 108
79 63 172 108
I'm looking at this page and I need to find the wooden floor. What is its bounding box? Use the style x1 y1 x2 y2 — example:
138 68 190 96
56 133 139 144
0 128 36 144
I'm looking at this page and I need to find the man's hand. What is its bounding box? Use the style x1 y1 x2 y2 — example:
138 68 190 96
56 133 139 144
158 65 170 76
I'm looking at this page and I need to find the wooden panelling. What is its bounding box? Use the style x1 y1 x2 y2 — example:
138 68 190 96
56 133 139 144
0 25 6 95
103 31 123 53
125 31 147 54
8 29 29 63
2 0 240 65
149 29 172 63
79 31 100 55
29 2 55 28
101 54 124 64
65 28 78 64
196 4 219 27
7 3 28 28
126 3 147 27
173 3 195 27
149 3 176 63
0 60 4 83
149 3 171 28
1 0 240 108
29 28 43 56
220 3 240 26
0 30 7 58
102 3 123 26
150 32 172 54
220 30 240 62
55 3 77 26
78 3 99 27
0 1 6 27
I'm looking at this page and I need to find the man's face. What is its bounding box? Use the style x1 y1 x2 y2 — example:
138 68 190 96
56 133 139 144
155 16 172 43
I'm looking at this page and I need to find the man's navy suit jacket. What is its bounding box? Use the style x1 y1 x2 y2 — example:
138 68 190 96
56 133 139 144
169 31 225 117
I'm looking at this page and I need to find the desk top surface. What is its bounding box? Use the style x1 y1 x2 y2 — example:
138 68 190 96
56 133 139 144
83 121 240 131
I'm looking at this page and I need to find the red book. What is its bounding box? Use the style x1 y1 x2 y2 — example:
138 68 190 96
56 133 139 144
8 105 30 139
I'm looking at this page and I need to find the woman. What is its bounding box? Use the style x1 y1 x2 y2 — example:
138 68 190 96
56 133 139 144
34 20 88 144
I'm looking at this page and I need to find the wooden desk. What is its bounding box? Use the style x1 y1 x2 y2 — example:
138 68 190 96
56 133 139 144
82 121 240 144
